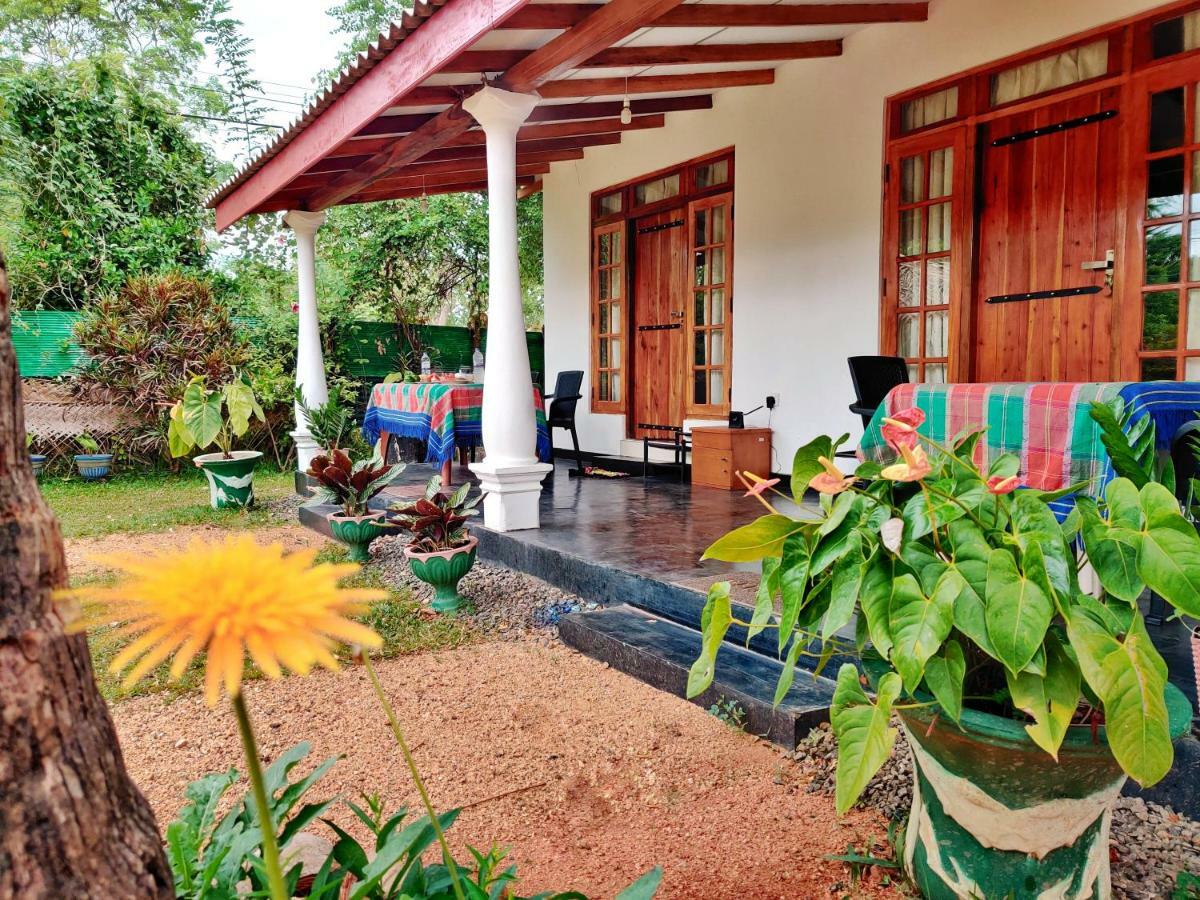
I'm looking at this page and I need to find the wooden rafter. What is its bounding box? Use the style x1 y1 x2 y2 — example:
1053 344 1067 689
497 2 928 29
517 179 543 200
306 0 688 210
307 133 621 174
537 69 775 100
442 40 841 73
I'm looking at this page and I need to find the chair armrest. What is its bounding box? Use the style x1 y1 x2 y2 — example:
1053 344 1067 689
849 404 877 417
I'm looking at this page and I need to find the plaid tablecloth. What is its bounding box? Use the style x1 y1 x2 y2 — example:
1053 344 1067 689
860 382 1200 517
361 382 553 465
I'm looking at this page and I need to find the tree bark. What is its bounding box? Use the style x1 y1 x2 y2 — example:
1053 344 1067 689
0 251 173 898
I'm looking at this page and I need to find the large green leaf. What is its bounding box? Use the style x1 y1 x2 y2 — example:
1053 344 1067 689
1011 491 1074 599
616 867 664 900
1137 482 1200 618
985 546 1054 675
900 478 968 541
702 514 804 562
1067 610 1173 786
773 635 804 707
824 539 865 639
830 665 901 815
859 553 894 659
791 435 835 501
923 639 965 723
778 532 814 653
167 402 194 458
889 571 959 692
181 379 223 450
747 557 780 643
945 522 996 658
686 582 733 698
1078 497 1144 604
1006 633 1081 759
222 377 259 438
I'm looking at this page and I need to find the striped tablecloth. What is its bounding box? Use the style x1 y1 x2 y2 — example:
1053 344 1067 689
361 382 553 465
860 382 1200 516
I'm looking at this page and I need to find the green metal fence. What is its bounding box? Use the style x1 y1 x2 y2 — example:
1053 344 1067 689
13 310 545 383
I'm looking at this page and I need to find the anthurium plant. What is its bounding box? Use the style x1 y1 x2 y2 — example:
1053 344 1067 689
387 476 480 553
307 448 403 518
168 373 264 459
689 406 1200 814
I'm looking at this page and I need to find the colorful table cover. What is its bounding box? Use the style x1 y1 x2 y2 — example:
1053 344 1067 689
859 382 1200 517
362 382 553 465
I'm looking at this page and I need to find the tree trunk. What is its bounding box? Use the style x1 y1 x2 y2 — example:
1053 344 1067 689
0 251 173 898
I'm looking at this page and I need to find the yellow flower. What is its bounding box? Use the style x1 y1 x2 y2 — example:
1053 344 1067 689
881 444 933 483
66 535 385 706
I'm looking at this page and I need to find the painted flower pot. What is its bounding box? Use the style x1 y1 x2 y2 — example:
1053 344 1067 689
896 682 1192 900
74 453 113 479
29 454 46 478
194 450 262 509
404 536 478 615
328 511 387 563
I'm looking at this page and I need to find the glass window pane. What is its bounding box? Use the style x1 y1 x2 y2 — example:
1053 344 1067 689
611 303 621 333
611 341 620 368
598 268 611 300
990 40 1108 106
695 291 706 326
929 148 953 199
610 373 620 398
1146 223 1183 284
694 370 706 405
634 173 680 206
1191 152 1200 209
1187 357 1200 380
927 257 950 307
694 159 729 189
1191 222 1200 281
1152 13 1200 59
1143 291 1179 351
927 203 951 253
599 303 610 334
1148 156 1185 219
900 209 923 257
907 363 920 382
599 371 611 401
598 191 623 215
1141 357 1178 381
710 330 725 366
901 85 959 133
900 261 922 308
710 369 724 403
711 247 726 284
1151 87 1186 152
694 209 708 247
925 310 949 358
901 155 925 204
598 233 611 265
712 205 726 243
694 331 706 366
694 250 708 286
711 288 725 325
1189 290 1200 350
925 363 948 385
898 313 920 357
611 269 621 299
599 339 609 367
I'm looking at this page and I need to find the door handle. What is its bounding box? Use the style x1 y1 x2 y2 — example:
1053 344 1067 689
1080 249 1115 293
670 310 685 319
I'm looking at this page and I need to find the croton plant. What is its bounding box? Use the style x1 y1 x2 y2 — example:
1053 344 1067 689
387 476 480 553
689 405 1200 813
307 448 403 517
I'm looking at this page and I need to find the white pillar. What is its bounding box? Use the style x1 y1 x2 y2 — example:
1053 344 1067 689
284 209 328 471
463 86 551 531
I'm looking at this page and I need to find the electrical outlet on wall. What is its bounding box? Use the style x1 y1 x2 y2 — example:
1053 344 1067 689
766 393 779 409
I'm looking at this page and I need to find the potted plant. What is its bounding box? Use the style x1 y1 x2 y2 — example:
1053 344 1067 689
168 373 265 508
73 433 113 479
387 476 481 614
27 434 46 478
690 408 1196 899
307 448 404 561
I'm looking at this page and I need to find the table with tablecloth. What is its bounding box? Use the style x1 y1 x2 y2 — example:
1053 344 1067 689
361 382 553 466
859 382 1200 517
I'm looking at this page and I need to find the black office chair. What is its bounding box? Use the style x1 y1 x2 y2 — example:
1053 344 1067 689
848 356 910 428
546 370 585 476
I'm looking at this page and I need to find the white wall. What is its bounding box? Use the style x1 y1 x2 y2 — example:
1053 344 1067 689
541 0 1165 471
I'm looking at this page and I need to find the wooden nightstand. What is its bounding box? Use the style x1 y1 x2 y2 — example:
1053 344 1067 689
690 427 772 490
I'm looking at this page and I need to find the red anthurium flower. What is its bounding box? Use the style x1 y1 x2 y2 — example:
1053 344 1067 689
881 444 933 483
742 471 781 498
881 407 926 451
987 474 1020 495
810 456 857 496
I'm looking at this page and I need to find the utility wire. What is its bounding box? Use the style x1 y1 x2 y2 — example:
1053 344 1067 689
181 112 283 129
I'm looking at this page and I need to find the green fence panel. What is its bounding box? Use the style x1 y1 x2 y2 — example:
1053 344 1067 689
12 311 85 377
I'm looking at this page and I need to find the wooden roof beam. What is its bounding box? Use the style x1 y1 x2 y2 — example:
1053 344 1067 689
307 133 621 174
442 40 841 73
497 2 928 29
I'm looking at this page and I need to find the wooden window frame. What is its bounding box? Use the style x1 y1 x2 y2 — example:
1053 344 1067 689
686 192 734 417
591 220 627 413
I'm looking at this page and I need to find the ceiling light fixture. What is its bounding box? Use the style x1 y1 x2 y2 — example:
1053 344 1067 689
620 76 632 125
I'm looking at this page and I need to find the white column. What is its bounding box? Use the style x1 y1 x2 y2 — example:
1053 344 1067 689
284 209 328 471
463 86 552 531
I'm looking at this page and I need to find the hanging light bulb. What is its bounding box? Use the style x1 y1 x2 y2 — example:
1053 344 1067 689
420 176 429 213
620 76 632 125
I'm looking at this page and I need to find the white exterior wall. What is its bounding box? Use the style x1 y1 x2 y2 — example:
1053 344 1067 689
541 0 1164 470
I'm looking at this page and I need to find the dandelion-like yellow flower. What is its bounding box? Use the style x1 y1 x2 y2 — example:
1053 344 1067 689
66 535 386 706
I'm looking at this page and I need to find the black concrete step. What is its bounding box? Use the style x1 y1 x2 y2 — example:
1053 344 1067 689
559 603 837 749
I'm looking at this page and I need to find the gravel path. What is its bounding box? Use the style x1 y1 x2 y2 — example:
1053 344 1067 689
788 722 1200 898
112 642 892 900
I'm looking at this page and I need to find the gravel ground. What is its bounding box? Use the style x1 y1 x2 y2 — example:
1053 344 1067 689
787 722 1200 899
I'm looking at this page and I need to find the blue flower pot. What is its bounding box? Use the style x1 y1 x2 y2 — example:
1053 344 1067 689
29 454 46 478
74 453 113 480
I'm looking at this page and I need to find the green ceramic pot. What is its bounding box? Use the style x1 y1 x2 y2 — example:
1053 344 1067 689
194 451 262 509
74 453 113 479
895 682 1192 900
405 536 478 614
329 511 387 563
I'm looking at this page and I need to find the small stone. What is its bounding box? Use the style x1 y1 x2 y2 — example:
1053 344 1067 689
174 738 187 749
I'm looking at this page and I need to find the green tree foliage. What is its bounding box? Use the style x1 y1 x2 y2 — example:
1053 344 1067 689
0 59 213 308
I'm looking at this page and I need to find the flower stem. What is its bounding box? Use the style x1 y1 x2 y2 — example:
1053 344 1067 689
362 654 466 900
232 693 287 900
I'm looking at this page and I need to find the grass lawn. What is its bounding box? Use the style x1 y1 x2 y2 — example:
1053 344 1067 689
41 467 298 539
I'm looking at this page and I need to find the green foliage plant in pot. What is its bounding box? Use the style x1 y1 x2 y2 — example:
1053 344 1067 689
73 432 113 479
308 448 404 562
387 476 481 615
689 407 1196 900
168 374 265 509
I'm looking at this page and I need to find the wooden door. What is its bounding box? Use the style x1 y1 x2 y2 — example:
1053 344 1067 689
631 208 687 439
972 87 1123 382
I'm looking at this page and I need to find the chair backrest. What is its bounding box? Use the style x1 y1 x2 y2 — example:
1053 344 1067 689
848 356 910 425
1170 420 1200 506
548 370 584 424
